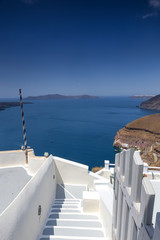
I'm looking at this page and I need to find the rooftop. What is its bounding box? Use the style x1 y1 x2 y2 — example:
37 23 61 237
0 166 32 214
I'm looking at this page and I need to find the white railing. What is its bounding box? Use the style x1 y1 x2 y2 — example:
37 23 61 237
113 149 160 240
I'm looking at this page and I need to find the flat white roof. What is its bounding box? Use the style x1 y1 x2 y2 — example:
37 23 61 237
0 166 32 214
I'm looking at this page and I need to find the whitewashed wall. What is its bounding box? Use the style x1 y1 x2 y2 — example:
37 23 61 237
113 149 160 240
54 156 105 189
94 182 113 239
0 149 46 176
0 150 26 167
0 155 56 240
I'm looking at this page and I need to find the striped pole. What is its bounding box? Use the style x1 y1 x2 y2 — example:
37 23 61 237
19 89 28 164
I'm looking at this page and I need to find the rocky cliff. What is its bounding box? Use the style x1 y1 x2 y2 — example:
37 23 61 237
140 94 160 110
114 114 160 166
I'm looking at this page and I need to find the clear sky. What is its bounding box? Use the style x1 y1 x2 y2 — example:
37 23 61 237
0 0 160 98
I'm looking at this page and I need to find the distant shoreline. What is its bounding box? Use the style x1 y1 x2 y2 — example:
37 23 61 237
24 94 99 100
0 102 32 111
130 95 155 99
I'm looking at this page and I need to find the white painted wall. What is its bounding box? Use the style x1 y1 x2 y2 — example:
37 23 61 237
54 156 105 189
94 182 113 239
0 150 26 167
0 155 56 240
82 191 100 213
28 157 46 175
0 149 46 176
27 149 46 174
96 168 114 180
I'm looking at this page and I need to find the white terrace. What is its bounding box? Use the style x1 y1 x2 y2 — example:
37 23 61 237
0 148 160 240
0 149 113 240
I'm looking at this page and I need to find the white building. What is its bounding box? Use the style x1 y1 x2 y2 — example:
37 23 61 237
0 148 160 240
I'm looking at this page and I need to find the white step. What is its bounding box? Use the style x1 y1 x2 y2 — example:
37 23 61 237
42 226 105 237
40 236 105 240
48 213 99 220
53 201 81 205
51 208 81 213
46 219 103 228
54 202 81 205
55 199 81 202
52 204 80 209
39 191 105 240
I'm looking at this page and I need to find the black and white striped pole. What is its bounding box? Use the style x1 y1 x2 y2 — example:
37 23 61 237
19 88 28 164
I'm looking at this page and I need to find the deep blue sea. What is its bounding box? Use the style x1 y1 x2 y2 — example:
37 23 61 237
0 97 159 169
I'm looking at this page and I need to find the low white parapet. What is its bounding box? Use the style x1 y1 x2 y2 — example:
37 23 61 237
0 155 56 240
105 160 110 170
143 162 149 173
0 149 46 176
94 179 108 185
0 150 26 167
82 191 100 214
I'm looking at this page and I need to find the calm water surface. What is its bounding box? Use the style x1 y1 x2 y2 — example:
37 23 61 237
0 97 158 169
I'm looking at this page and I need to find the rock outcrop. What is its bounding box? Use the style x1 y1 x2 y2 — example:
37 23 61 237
140 94 160 110
114 114 160 166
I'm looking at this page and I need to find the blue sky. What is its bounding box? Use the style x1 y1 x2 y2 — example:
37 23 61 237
0 0 160 97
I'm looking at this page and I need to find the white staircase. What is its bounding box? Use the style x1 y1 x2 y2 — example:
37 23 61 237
39 184 106 240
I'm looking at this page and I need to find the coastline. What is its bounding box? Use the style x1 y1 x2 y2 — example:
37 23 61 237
0 102 32 111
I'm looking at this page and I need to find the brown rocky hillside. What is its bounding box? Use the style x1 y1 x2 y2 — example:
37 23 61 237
140 94 160 110
114 114 160 166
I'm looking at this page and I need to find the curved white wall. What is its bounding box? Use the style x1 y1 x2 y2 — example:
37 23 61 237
0 155 56 240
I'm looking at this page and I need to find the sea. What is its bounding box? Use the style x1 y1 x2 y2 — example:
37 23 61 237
0 97 159 169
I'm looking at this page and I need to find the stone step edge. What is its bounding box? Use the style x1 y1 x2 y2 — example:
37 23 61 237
43 226 104 232
50 208 82 211
46 218 102 222
51 207 81 209
51 209 82 213
48 212 99 216
59 184 87 186
48 215 99 220
52 204 81 207
40 236 105 240
54 199 81 202
53 203 81 206
54 202 81 204
52 203 81 206
51 207 81 210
